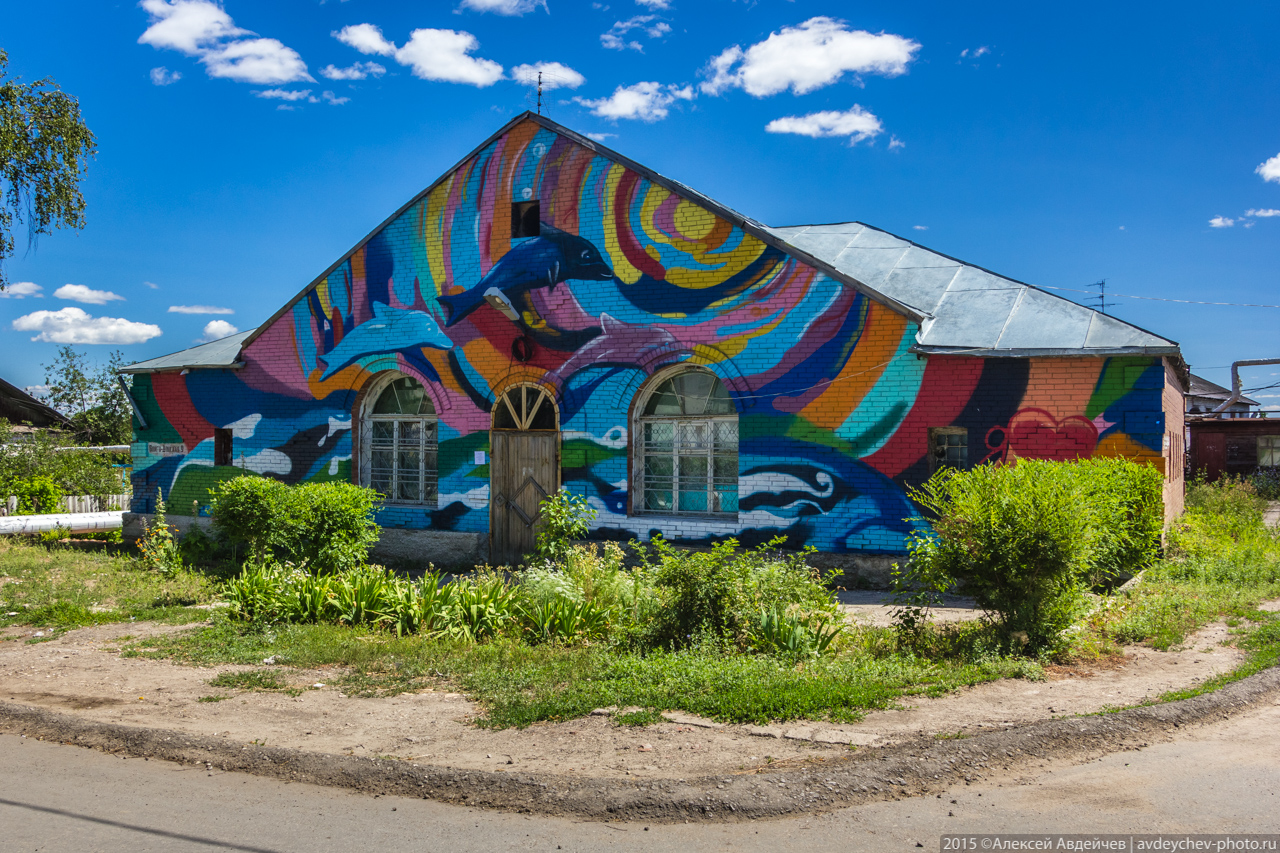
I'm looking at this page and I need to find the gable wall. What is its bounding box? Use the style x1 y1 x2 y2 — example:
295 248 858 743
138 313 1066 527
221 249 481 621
130 118 1175 555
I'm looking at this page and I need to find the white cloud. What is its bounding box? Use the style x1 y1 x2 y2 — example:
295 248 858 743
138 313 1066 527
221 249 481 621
168 305 234 314
320 61 386 81
634 0 669 7
601 15 670 51
322 91 350 105
202 38 312 84
197 319 239 342
1209 216 1235 228
586 132 615 142
458 0 548 14
0 282 43 298
888 135 904 150
575 81 691 121
1246 208 1280 217
150 66 182 85
913 225 928 231
511 62 585 89
393 29 503 86
333 23 397 56
54 284 125 305
144 281 160 289
765 106 884 144
139 1 311 85
960 46 990 59
701 17 920 96
137 0 247 54
254 88 312 101
12 307 162 345
1257 153 1280 184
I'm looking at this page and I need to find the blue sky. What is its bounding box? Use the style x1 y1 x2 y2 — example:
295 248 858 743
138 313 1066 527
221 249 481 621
3 0 1279 407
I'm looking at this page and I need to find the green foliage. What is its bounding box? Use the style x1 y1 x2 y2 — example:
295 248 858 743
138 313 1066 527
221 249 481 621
10 475 62 514
0 418 127 499
0 49 97 290
136 497 183 576
208 477 381 574
534 488 597 562
41 346 132 445
207 670 290 691
1250 466 1280 501
899 458 1164 654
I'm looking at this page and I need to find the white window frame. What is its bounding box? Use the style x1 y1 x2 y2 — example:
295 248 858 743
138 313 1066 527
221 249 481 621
359 372 438 507
1259 435 1280 468
633 368 739 518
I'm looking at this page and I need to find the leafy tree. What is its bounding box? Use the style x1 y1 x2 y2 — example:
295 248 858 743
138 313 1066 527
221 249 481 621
0 48 97 290
41 346 132 445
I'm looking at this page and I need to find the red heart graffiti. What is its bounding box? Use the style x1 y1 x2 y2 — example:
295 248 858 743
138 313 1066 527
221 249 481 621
1005 408 1098 461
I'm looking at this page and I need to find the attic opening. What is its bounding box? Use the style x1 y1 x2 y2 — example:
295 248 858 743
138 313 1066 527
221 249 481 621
512 200 540 238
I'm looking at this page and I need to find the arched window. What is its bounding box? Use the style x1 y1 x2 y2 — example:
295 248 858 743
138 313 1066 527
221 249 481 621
366 375 437 505
635 370 738 515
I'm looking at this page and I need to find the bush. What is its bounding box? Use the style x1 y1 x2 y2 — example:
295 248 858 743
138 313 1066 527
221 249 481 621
1250 467 1280 501
209 477 380 573
535 489 597 562
137 497 183 576
10 476 63 515
0 418 127 500
899 458 1164 654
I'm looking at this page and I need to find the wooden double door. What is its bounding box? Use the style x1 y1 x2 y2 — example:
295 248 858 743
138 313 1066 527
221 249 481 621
489 385 559 566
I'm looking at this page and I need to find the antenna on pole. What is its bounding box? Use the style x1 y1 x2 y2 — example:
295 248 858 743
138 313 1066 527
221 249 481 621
1087 279 1108 314
536 71 543 115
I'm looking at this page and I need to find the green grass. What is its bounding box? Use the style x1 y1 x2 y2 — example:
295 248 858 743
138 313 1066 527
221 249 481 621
615 708 665 727
126 615 1043 728
0 537 222 629
207 670 290 691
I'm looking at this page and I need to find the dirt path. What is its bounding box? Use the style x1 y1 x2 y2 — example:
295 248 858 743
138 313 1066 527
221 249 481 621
0 602 1256 781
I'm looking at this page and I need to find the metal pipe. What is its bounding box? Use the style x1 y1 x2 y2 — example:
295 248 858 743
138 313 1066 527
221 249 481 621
0 511 123 536
116 373 148 430
1211 358 1280 415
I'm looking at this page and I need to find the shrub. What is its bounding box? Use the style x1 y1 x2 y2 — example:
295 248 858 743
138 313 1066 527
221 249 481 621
209 477 380 573
899 458 1163 653
535 489 597 562
0 418 127 499
10 476 63 515
1250 467 1280 501
137 497 183 576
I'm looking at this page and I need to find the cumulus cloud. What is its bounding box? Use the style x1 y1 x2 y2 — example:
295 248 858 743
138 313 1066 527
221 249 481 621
1247 208 1280 217
197 319 239 342
601 15 670 51
333 23 397 56
0 282 43 298
168 305 234 315
575 81 692 121
138 0 312 85
458 0 548 14
585 132 615 142
1209 216 1235 228
254 88 312 101
511 62 585 89
888 135 904 150
322 91 350 105
394 29 503 86
12 307 162 345
765 106 884 144
701 17 919 96
149 66 182 85
320 61 386 81
634 0 670 7
54 284 125 305
1257 153 1280 184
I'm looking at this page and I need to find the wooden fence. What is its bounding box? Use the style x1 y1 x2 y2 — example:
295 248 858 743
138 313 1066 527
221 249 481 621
0 495 131 516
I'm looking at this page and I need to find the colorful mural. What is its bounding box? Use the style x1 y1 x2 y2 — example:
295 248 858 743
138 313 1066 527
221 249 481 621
129 117 1171 555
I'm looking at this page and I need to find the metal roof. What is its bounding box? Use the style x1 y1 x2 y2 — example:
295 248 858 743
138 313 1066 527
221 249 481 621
1188 373 1259 407
764 222 1181 358
0 376 73 427
119 329 255 374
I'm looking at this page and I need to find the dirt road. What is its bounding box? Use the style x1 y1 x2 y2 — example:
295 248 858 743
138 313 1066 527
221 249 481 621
3 697 1277 852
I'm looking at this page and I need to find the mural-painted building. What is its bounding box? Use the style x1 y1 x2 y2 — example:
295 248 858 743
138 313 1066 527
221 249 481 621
121 112 1187 567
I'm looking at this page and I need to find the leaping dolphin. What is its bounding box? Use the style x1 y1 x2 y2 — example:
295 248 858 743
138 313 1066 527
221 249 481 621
436 223 613 328
317 302 453 380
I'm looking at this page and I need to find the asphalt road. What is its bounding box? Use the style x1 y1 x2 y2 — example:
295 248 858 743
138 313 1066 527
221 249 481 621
3 700 1278 853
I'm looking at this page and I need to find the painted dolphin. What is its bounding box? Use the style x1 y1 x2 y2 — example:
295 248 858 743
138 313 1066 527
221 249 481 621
436 223 613 328
318 301 453 380
552 312 679 382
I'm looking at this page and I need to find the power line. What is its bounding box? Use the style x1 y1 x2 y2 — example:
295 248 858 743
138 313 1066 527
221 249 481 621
1040 284 1280 309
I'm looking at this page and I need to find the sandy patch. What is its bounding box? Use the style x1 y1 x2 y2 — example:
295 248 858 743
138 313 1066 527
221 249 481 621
0 606 1263 780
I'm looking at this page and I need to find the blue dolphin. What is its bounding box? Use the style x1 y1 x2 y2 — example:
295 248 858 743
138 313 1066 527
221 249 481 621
436 224 613 328
318 302 453 380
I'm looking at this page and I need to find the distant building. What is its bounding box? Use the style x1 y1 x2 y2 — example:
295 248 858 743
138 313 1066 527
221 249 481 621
1186 373 1260 418
0 376 72 436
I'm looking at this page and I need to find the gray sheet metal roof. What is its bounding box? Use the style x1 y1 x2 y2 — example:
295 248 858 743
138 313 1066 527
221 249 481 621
765 222 1180 357
119 329 255 374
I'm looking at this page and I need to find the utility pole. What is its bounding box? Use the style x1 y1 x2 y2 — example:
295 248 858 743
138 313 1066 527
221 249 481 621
536 71 543 115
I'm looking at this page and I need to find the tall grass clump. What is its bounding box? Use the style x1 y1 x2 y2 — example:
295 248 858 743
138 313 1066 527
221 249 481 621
897 457 1163 654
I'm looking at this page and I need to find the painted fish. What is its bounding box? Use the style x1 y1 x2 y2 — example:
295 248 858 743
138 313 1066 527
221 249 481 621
318 302 453 380
436 224 613 328
551 312 679 382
